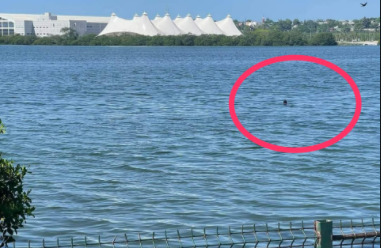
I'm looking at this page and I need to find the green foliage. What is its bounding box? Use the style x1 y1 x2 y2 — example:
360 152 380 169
0 120 35 247
362 17 372 29
276 19 293 32
352 18 375 31
61 27 79 41
309 33 338 46
341 24 352 33
0 120 4 134
32 36 60 45
0 35 37 45
327 19 340 28
293 19 301 26
0 31 339 47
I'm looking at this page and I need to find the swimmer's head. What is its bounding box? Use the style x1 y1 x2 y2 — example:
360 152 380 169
283 100 288 105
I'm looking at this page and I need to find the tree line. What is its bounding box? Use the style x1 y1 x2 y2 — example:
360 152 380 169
239 17 380 33
238 17 380 43
0 29 338 46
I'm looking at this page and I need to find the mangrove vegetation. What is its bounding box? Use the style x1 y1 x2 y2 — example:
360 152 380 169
0 30 338 46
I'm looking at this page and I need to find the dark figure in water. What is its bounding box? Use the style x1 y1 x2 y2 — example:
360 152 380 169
284 100 288 106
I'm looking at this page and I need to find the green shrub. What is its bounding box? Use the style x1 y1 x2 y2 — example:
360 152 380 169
0 119 35 247
0 31 339 47
309 33 338 46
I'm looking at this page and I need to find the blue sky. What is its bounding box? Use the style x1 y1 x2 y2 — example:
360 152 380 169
2 0 380 21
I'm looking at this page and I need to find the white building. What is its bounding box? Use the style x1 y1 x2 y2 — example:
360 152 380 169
0 12 110 37
33 13 87 37
100 12 242 37
245 21 259 27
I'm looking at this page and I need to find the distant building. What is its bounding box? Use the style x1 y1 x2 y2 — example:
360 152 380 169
318 21 328 25
0 12 110 37
245 21 259 27
340 20 355 26
363 28 378 32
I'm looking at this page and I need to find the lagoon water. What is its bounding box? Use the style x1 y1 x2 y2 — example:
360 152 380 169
0 46 380 242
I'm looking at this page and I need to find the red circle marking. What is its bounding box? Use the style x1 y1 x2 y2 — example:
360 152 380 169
229 55 362 154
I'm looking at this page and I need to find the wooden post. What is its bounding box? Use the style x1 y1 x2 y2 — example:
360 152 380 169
315 220 333 248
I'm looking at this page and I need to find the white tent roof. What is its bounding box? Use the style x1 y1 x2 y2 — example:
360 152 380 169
153 13 183 36
98 14 131 36
173 15 183 25
153 14 162 22
216 15 242 36
173 14 204 36
99 12 163 36
194 15 203 25
137 12 164 36
97 12 240 37
195 14 225 35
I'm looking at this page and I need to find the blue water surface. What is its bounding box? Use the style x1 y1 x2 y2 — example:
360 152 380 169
0 46 380 241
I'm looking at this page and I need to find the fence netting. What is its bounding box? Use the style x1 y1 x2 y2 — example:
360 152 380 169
8 219 380 248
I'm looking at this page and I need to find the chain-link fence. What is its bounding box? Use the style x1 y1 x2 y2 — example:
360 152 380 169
6 219 380 248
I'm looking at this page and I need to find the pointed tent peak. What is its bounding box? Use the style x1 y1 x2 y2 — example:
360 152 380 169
196 15 201 18
165 13 171 17
216 14 242 36
207 14 212 18
111 13 117 17
142 11 148 16
187 14 192 18
227 14 232 19
153 14 162 21
134 13 139 18
176 14 181 18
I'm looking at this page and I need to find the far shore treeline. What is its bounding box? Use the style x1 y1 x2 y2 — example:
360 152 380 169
1 16 380 47
0 31 338 46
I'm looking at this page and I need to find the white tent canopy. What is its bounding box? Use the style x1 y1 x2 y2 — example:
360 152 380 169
173 14 204 36
98 13 131 36
216 15 242 36
194 15 202 25
152 13 183 36
153 14 162 22
99 12 163 36
99 12 241 37
137 12 163 36
195 14 225 35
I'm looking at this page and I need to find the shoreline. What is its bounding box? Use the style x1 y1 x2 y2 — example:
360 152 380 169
338 41 379 46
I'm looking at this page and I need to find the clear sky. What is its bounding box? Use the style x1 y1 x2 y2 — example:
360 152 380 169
2 0 380 21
